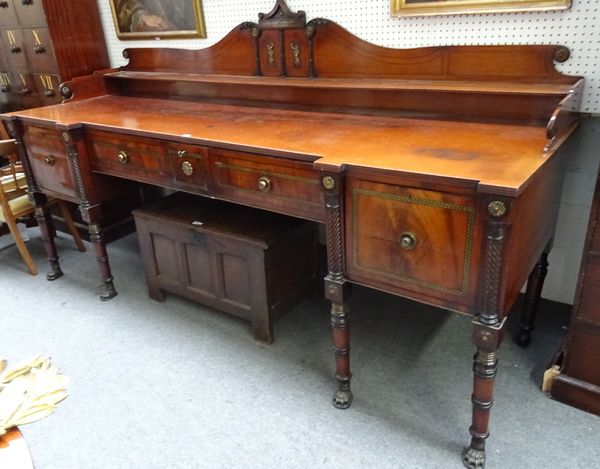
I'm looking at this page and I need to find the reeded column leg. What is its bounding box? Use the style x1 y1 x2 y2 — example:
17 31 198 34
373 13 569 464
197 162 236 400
33 195 63 281
330 298 352 408
464 320 505 469
89 222 117 301
516 252 549 347
321 172 353 409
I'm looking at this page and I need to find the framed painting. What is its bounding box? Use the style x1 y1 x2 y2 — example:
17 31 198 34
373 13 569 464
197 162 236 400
109 0 206 39
391 0 572 17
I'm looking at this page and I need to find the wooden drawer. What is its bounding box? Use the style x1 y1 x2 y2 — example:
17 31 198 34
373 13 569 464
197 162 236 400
22 27 55 72
0 1 19 27
167 143 209 193
87 130 168 185
345 179 478 305
1 28 26 69
23 125 77 200
133 192 318 343
33 72 60 105
14 0 46 26
211 148 324 222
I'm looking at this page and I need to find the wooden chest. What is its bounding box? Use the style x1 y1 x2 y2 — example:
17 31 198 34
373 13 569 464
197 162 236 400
132 192 318 343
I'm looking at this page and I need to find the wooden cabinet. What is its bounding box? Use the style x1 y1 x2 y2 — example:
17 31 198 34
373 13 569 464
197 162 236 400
0 0 109 112
550 173 600 416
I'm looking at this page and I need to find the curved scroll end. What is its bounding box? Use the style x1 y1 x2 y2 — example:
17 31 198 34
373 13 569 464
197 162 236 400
122 49 130 60
239 22 260 38
554 46 570 63
305 18 328 38
59 84 72 101
258 0 306 29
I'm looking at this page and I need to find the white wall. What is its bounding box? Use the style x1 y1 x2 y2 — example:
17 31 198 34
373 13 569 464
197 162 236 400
95 0 600 304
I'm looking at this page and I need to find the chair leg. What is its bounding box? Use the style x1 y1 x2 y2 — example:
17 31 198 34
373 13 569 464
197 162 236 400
4 217 38 275
57 201 86 252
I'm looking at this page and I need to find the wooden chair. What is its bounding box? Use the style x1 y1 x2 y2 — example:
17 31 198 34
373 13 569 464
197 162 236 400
0 139 85 275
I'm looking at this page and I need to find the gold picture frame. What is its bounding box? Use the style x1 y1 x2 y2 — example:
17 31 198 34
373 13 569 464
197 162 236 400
392 0 572 17
109 0 206 40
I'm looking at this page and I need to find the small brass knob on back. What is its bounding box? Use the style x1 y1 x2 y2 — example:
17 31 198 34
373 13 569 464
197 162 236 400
398 232 417 250
117 150 129 164
258 176 271 193
43 155 55 166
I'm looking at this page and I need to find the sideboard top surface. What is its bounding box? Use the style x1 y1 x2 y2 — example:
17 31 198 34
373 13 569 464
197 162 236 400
9 94 551 194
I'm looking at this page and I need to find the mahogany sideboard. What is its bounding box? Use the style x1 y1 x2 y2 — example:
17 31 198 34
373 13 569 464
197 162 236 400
1 1 583 467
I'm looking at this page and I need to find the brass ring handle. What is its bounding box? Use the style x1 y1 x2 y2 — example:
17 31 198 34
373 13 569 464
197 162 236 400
43 155 55 166
398 232 417 250
117 150 129 164
257 176 271 193
181 160 193 176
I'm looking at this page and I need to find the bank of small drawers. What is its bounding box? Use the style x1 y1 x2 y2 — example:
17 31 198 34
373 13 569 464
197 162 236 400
86 130 326 222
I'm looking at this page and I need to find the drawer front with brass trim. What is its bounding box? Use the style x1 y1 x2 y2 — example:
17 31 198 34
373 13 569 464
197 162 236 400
23 125 77 199
346 179 479 305
87 130 168 184
211 148 324 222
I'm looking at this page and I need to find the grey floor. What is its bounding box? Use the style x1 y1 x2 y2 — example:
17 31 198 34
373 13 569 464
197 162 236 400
1 229 599 469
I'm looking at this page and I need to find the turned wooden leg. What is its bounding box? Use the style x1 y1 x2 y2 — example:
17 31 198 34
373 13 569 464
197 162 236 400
88 222 117 301
34 198 63 281
464 319 505 469
516 252 549 347
330 299 352 408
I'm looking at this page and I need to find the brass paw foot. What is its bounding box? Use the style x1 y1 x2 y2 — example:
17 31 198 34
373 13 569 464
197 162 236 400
100 282 118 301
463 447 485 469
332 388 353 409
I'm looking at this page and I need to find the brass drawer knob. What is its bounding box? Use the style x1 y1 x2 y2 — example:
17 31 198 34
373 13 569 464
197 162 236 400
117 150 129 164
43 155 55 166
181 160 193 176
399 232 417 250
177 150 187 158
257 176 271 192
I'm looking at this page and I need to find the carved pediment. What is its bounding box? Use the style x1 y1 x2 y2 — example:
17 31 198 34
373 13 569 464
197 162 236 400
258 0 306 30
